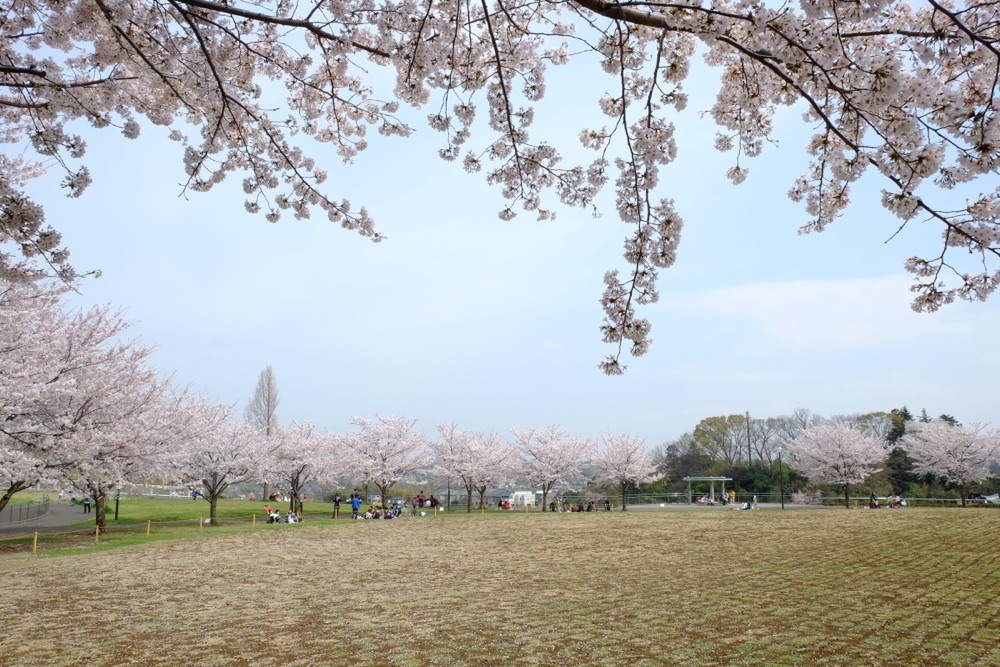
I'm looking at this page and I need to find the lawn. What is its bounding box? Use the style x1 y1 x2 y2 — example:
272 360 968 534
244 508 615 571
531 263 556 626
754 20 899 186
94 494 334 523
8 492 334 525
1 508 998 666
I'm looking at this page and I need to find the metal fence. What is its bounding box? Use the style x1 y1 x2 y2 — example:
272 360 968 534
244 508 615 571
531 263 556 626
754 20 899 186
1 497 50 524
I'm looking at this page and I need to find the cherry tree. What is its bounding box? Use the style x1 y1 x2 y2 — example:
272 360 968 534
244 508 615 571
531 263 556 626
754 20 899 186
0 280 180 529
267 421 339 517
593 433 659 511
344 415 431 509
174 401 268 524
0 280 75 511
513 424 594 511
785 423 886 508
4 1 998 372
900 420 1000 507
58 361 187 533
431 424 513 512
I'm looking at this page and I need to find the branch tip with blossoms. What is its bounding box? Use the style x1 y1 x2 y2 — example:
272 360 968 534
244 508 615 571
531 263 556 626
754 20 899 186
2 0 998 371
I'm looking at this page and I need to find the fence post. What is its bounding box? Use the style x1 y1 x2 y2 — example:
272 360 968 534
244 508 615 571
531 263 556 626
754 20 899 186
146 520 151 536
253 514 256 527
32 531 38 555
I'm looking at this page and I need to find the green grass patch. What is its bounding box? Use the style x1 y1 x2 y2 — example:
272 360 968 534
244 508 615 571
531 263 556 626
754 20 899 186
102 495 334 523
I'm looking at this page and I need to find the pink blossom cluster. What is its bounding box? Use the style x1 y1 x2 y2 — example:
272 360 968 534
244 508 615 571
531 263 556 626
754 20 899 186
3 0 998 370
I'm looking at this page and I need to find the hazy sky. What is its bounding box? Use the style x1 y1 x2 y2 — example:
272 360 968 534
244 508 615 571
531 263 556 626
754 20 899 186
29 55 999 447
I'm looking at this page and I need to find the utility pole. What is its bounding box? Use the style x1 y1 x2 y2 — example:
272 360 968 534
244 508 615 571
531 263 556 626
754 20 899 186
746 410 752 466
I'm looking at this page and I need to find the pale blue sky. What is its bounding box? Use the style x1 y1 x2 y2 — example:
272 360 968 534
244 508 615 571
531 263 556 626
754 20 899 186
29 56 999 446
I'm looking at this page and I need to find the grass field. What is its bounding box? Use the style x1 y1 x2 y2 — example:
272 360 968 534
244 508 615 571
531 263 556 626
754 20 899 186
1 508 998 666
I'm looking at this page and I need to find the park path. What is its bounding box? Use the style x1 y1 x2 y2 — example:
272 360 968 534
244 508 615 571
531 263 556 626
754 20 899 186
0 500 91 537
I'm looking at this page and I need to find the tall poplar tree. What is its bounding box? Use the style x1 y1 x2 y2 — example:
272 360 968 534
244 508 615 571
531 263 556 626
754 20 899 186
244 366 280 501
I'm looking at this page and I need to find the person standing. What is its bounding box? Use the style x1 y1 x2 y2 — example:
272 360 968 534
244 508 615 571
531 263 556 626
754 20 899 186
332 494 342 519
350 493 361 520
83 495 92 514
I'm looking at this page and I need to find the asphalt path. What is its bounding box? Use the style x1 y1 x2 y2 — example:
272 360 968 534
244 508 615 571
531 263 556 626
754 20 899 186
0 501 94 538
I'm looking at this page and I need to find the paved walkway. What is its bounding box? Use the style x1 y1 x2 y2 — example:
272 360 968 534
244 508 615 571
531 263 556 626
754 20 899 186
0 501 93 538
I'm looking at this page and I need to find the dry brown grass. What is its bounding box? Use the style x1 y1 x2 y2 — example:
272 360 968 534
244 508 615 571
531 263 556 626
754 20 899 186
2 508 999 666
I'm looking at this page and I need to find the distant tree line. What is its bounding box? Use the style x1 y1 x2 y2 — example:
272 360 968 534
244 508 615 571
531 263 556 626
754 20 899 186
643 408 999 505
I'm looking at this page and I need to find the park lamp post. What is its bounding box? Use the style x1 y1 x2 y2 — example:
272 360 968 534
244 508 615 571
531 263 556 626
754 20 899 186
778 453 785 510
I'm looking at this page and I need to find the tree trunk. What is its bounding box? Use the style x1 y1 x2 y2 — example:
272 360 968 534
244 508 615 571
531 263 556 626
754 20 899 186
540 485 550 512
465 482 474 513
960 488 968 508
843 484 850 509
620 482 628 511
0 480 29 514
94 493 108 533
204 474 224 525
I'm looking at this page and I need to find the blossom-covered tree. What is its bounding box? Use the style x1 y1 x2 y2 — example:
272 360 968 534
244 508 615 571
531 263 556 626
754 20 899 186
513 424 593 511
59 376 189 532
785 423 886 508
58 362 184 533
344 415 430 509
0 280 75 511
593 433 659 511
4 0 998 372
174 401 268 524
901 420 1000 507
267 421 339 516
432 424 513 512
0 279 183 530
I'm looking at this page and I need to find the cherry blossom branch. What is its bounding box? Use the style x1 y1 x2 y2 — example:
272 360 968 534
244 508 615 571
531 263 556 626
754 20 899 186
177 0 392 58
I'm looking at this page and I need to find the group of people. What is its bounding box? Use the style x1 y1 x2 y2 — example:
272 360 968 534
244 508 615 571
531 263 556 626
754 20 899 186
264 505 298 524
62 492 93 513
547 499 607 512
331 492 442 520
412 493 438 511
331 493 364 519
361 502 405 520
870 493 906 509
699 491 757 509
